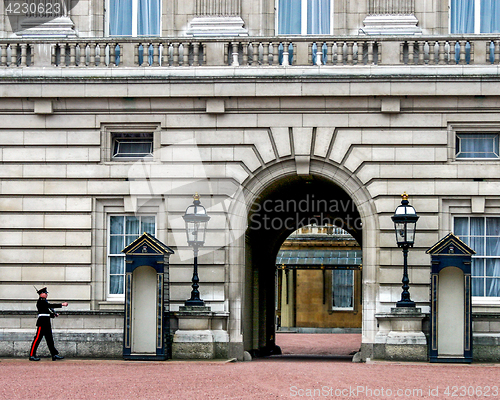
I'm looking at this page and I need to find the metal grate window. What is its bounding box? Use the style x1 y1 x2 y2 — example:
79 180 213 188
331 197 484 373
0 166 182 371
112 132 154 159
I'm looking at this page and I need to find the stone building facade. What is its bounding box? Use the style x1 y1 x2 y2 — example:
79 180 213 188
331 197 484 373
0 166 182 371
0 0 499 361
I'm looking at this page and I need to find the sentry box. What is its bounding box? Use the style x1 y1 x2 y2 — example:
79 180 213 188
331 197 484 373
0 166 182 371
427 233 475 363
122 233 174 361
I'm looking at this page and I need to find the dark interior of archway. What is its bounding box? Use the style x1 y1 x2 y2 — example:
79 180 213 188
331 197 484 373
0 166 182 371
245 175 362 356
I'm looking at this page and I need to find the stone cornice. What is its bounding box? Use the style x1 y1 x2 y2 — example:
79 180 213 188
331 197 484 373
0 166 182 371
1 65 500 81
1 66 500 98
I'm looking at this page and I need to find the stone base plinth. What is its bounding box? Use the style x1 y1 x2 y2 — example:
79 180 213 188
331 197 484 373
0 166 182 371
176 306 213 330
172 306 229 359
374 307 427 361
361 15 421 35
16 16 77 37
186 16 248 36
172 329 215 359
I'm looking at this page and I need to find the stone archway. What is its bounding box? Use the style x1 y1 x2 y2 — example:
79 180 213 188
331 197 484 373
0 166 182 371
226 160 378 358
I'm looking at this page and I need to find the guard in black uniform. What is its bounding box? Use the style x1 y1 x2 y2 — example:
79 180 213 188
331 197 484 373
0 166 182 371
29 287 68 361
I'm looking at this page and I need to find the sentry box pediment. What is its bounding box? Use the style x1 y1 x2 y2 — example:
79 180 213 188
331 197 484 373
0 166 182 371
426 233 475 275
426 233 475 257
122 232 174 257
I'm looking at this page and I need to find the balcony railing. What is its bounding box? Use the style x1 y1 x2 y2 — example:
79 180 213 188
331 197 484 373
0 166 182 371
1 36 499 68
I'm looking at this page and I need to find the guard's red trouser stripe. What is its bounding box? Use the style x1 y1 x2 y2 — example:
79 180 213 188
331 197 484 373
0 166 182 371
30 326 42 357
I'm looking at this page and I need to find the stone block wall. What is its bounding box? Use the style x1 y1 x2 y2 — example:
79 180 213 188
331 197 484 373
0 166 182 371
0 311 123 358
0 66 499 360
473 314 500 362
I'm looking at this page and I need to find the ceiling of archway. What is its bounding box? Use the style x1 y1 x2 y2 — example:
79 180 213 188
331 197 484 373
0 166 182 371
246 175 362 265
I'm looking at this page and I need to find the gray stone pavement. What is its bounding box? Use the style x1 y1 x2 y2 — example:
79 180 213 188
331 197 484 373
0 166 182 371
1 334 499 399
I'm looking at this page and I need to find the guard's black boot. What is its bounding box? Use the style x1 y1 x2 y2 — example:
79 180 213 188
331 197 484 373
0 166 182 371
29 356 40 361
52 355 64 361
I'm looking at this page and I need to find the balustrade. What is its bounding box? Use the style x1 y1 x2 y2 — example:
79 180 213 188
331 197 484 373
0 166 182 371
0 36 499 69
400 39 479 65
223 39 380 66
0 43 33 66
52 42 121 67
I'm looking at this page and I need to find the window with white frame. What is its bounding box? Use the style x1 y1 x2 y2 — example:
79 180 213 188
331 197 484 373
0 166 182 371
277 0 332 35
108 215 156 296
108 0 160 36
332 269 354 309
454 217 500 298
456 133 500 159
450 0 500 34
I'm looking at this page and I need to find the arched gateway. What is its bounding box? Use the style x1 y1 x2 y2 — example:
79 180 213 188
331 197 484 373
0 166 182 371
226 160 378 359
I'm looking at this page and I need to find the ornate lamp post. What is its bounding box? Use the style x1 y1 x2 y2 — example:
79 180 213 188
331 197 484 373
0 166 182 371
391 192 419 307
183 193 210 307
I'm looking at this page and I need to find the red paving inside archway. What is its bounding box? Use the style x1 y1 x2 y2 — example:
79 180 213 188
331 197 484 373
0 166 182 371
276 333 361 356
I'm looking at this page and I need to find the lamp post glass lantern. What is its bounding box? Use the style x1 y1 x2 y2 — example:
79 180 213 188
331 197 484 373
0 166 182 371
391 192 419 307
183 193 210 307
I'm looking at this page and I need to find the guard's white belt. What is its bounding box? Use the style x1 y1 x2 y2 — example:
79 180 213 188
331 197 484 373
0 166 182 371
37 314 50 317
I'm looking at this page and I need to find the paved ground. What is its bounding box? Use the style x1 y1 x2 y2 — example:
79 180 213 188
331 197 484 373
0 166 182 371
277 332 361 356
1 333 499 399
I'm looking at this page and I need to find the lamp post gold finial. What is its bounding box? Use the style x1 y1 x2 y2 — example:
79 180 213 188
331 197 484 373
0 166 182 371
401 192 409 201
193 193 200 201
